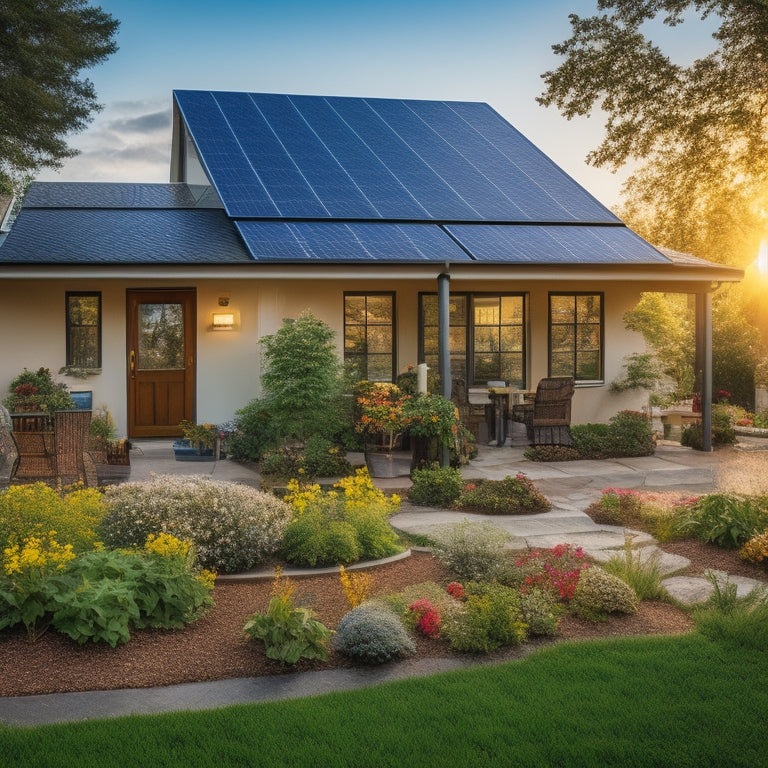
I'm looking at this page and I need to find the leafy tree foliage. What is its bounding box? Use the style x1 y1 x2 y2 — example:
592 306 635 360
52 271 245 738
260 312 346 443
538 0 768 267
0 0 119 195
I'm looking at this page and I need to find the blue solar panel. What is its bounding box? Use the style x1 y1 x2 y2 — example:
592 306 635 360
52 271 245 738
175 91 623 224
444 224 670 264
236 222 472 262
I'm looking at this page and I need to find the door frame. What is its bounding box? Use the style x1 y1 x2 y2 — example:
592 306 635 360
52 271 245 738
126 287 197 438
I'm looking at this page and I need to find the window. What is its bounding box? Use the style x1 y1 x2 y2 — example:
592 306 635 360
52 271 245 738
66 292 101 368
344 293 395 382
549 293 603 382
420 293 525 388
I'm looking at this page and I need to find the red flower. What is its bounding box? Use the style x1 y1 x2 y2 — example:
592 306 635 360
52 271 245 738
416 610 441 638
446 582 465 599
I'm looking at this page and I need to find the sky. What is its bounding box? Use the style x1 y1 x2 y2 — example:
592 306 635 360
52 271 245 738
36 0 719 210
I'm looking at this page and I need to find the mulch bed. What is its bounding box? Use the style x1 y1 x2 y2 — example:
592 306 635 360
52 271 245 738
4 539 763 699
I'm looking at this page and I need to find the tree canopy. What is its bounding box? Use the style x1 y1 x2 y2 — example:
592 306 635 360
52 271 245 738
0 0 119 196
538 0 768 267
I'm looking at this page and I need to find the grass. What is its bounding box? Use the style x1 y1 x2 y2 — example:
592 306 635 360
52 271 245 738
2 632 767 768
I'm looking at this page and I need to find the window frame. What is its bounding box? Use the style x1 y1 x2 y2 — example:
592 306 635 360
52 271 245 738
65 291 102 369
418 291 527 389
548 291 604 384
343 291 396 383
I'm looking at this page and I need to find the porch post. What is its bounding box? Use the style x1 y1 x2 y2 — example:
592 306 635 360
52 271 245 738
438 272 451 467
698 291 713 452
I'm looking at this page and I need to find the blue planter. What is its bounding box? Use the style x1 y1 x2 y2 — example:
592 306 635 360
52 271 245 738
173 439 215 461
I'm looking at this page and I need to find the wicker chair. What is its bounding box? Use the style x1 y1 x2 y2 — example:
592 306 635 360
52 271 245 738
11 412 56 480
0 405 20 486
54 410 92 485
512 377 575 446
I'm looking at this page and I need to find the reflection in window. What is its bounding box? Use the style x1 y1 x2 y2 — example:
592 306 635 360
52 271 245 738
420 294 524 388
66 292 101 368
344 293 395 382
549 293 603 381
138 303 185 370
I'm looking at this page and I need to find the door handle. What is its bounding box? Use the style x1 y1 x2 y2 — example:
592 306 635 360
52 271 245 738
130 350 136 379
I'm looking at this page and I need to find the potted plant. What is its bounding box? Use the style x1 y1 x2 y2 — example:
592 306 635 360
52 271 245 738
404 393 462 467
3 367 75 413
174 420 219 461
355 382 412 477
86 408 131 485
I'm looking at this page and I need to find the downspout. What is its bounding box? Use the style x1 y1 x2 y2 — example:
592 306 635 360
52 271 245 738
701 291 713 452
438 270 451 467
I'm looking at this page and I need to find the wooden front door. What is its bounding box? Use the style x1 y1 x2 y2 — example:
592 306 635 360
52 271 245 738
127 289 196 437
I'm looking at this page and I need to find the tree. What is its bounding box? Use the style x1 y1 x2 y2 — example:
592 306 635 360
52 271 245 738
0 0 119 196
538 0 768 268
260 312 346 443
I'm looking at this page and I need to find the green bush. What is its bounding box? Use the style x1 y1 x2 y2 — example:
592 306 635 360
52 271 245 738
524 445 581 462
0 540 214 646
570 423 611 459
673 493 768 548
0 483 106 554
281 471 403 567
281 510 361 567
445 581 526 653
431 520 510 582
243 576 331 665
456 474 551 515
519 588 562 636
569 566 639 621
3 367 75 412
259 437 352 480
681 404 737 449
383 581 460 631
409 465 464 507
227 398 278 462
608 410 656 457
100 476 292 573
332 601 416 663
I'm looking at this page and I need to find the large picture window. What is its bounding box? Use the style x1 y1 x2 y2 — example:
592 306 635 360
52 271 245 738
66 292 101 369
344 293 395 382
420 293 525 389
549 293 603 382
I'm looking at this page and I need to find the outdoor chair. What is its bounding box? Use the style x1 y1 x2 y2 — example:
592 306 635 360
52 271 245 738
512 376 575 446
11 412 56 480
0 405 20 486
54 410 92 485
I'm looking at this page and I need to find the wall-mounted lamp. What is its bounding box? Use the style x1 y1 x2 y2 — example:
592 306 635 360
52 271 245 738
211 312 235 331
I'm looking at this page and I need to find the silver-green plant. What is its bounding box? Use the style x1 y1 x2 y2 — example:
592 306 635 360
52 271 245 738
431 520 510 582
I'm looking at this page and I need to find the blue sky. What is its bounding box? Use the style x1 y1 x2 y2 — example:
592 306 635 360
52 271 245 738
37 0 718 208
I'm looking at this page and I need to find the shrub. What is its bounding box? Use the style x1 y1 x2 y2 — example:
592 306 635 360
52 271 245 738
332 602 415 663
260 436 352 480
504 543 590 600
0 535 214 646
281 470 402 566
227 398 278 462
519 588 562 636
409 465 464 507
445 581 527 653
673 493 768 548
456 474 551 515
100 476 292 573
681 405 737 449
608 411 655 457
0 483 106 554
739 531 768 568
384 581 460 630
431 520 510 582
570 423 611 459
524 445 581 462
281 510 361 567
243 568 331 664
569 566 639 621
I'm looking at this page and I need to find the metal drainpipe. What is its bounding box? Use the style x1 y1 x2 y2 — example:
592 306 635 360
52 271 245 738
438 271 451 467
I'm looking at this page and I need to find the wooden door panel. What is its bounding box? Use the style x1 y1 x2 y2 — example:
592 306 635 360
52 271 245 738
127 289 196 438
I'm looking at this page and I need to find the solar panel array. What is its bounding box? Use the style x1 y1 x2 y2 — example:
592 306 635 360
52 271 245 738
174 91 620 224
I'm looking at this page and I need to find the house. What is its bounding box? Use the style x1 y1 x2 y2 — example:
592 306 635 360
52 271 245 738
0 91 743 444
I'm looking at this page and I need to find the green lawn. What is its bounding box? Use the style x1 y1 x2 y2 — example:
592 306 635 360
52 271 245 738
1 632 766 768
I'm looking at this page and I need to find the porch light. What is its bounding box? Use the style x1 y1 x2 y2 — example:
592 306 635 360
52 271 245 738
211 312 235 330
